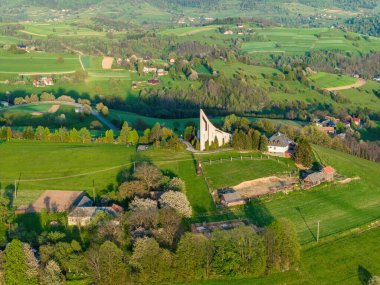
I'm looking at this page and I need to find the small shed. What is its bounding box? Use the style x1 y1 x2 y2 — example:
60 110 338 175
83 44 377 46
221 192 245 207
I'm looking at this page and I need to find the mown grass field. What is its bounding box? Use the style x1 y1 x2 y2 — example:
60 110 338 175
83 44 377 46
175 226 380 285
0 50 81 73
241 27 380 55
308 72 358 88
1 141 379 244
339 81 380 113
202 155 296 190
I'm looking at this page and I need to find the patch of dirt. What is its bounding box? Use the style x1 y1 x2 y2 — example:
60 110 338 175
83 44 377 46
102 57 114 69
232 176 297 198
325 78 366 91
338 176 360 184
48 105 60 113
31 112 43 116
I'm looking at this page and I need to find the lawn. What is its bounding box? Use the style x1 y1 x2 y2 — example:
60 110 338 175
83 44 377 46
0 50 81 73
175 226 380 285
308 72 358 88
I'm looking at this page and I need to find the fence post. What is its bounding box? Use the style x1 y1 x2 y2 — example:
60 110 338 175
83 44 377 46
241 156 242 160
251 155 252 160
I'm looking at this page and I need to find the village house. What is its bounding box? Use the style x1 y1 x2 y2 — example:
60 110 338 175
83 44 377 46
169 58 176 64
223 30 233 35
143 67 158 74
148 79 160 85
352 117 361 127
268 132 294 157
33 77 54 87
68 204 122 226
157 69 168 76
303 166 336 188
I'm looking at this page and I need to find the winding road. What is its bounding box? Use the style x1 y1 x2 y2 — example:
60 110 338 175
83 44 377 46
324 78 367 91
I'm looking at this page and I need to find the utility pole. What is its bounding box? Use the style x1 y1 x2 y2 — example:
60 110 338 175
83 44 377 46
14 180 17 199
133 161 136 172
92 179 96 205
317 220 320 243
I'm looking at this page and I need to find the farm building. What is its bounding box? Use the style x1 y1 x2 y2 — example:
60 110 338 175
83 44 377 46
16 190 88 214
148 79 160 85
221 192 245 207
157 69 168 76
191 219 248 237
143 67 157 74
268 132 294 157
224 30 233 35
303 166 336 188
68 206 120 226
352 118 361 127
33 77 54 87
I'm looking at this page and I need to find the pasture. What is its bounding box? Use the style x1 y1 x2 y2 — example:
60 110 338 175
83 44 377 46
0 142 379 244
308 72 358 88
0 50 81 73
241 27 380 55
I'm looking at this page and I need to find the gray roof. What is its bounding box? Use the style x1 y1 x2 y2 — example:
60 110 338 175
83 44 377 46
68 207 117 218
76 196 93 207
304 172 326 184
223 192 243 203
269 132 293 147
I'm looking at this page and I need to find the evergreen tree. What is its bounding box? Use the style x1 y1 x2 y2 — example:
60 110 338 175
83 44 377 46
294 137 313 167
252 130 261 150
118 122 130 145
259 135 268 152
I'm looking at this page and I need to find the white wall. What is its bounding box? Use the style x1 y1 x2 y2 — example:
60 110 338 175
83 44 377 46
200 109 231 151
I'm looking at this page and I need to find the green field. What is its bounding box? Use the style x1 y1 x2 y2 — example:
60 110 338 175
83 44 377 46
309 72 358 88
241 27 380 55
175 226 380 285
202 155 296 190
194 146 380 244
159 25 219 36
0 50 81 73
0 141 379 245
0 103 104 130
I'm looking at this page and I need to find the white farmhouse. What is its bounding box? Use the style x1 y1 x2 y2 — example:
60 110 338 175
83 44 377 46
268 132 294 157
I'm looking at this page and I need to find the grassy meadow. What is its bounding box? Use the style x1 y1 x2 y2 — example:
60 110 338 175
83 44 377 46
0 50 81 73
308 72 358 88
0 141 379 244
241 27 380 55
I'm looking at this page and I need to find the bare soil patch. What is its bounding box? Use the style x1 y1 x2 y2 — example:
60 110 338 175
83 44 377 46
31 112 43 116
325 78 366 91
233 176 297 198
48 104 60 114
102 57 114 70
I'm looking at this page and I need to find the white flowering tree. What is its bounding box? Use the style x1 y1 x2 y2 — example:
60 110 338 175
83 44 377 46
168 177 186 192
129 197 157 212
159 191 192 217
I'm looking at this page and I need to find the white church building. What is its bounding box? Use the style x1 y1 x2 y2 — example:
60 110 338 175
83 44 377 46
199 109 231 151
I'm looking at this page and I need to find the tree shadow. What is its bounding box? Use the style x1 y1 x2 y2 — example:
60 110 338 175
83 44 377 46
295 206 316 241
244 199 274 227
358 265 372 285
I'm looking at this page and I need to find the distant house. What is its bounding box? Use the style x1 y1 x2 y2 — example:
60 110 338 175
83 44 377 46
223 30 233 35
373 75 380 82
68 206 120 226
352 118 361 127
17 43 27 50
157 69 168 76
132 83 137 89
268 132 294 157
148 79 160 85
33 77 54 87
169 58 175 64
321 126 335 134
143 67 157 74
303 166 336 188
137 145 149 151
221 192 245 207
117 58 122 65
0 101 9 107
191 219 249 237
